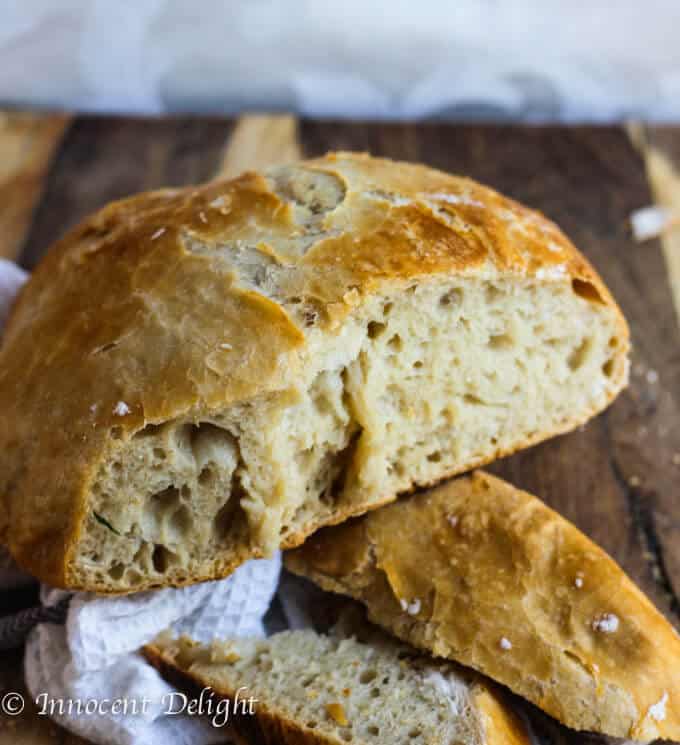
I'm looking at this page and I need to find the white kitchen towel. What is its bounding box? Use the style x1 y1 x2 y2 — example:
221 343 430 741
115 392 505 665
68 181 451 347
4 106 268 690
0 259 282 744
3 1 680 121
23 555 281 745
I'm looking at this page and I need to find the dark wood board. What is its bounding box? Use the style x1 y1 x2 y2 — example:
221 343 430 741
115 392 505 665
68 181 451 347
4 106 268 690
1 114 679 745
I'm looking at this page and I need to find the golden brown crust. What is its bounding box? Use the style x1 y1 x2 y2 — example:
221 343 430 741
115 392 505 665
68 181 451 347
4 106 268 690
0 153 629 590
286 470 680 742
143 639 530 745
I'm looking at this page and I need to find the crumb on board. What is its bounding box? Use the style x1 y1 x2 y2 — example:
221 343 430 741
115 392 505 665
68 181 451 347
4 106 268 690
630 205 680 242
499 637 513 650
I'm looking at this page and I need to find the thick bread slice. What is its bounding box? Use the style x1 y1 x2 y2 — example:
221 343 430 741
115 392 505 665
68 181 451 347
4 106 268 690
285 471 680 742
144 625 530 745
0 153 629 593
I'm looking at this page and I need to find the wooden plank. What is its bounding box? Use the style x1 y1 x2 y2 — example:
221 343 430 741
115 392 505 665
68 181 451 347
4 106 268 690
632 124 680 324
20 115 236 270
298 121 680 620
216 114 301 179
0 112 70 261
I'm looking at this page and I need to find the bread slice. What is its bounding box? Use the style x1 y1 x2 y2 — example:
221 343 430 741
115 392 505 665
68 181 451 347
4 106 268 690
144 622 530 745
286 471 680 742
0 153 629 593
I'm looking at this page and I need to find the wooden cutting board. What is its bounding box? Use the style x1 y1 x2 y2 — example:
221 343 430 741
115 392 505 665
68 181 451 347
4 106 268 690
0 112 679 745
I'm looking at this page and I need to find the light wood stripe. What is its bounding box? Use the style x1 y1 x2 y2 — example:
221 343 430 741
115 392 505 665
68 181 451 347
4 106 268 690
628 122 680 325
0 112 71 261
215 114 301 180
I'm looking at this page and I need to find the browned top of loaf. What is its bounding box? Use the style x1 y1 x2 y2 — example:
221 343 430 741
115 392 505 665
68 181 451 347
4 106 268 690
0 153 627 587
286 471 680 742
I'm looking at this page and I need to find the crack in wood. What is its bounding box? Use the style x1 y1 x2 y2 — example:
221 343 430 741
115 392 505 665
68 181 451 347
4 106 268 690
608 443 680 620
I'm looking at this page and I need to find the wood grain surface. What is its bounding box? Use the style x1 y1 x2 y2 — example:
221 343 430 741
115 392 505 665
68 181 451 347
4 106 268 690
1 113 679 745
0 112 70 261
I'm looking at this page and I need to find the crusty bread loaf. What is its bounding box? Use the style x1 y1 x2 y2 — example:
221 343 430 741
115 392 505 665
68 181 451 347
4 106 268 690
0 153 629 593
286 471 680 742
144 622 530 745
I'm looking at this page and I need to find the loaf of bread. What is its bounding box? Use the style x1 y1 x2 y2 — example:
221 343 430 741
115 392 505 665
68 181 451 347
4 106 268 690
144 621 530 745
0 153 629 593
286 471 680 742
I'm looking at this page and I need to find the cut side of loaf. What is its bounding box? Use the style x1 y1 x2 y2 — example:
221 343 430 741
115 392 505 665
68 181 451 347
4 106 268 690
286 471 680 743
0 153 629 592
144 623 530 745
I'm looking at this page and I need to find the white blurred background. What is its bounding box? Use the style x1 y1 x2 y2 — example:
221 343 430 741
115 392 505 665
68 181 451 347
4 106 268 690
1 0 680 121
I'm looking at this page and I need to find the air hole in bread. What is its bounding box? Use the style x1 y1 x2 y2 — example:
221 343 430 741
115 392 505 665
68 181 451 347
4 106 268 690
152 544 175 573
440 288 463 307
135 423 164 438
151 485 180 509
389 461 406 477
367 321 386 339
198 467 214 485
485 285 503 303
302 306 320 327
109 562 124 580
388 334 403 352
359 669 377 684
488 332 513 349
568 337 593 371
463 394 485 406
602 358 615 377
572 278 605 304
171 504 193 536
125 568 142 584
